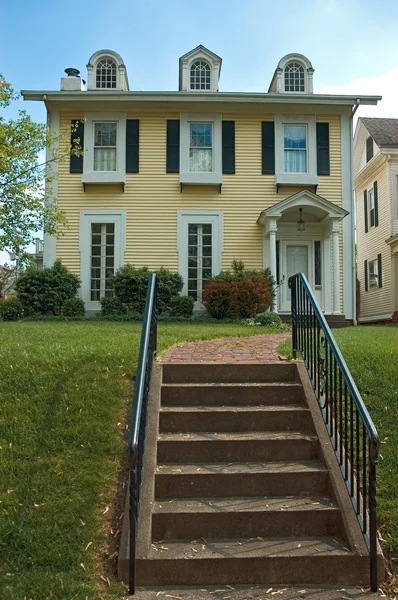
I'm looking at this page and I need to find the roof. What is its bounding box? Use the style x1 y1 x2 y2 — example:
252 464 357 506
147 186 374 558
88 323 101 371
361 117 398 148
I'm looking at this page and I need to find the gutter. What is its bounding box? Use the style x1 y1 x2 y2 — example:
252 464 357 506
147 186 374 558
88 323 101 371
21 90 382 106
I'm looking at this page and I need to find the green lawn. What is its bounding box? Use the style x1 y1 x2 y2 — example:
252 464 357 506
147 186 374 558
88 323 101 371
279 325 398 556
0 321 275 600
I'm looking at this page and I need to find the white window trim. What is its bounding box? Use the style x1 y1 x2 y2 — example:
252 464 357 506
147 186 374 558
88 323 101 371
180 113 222 185
79 210 126 312
368 258 378 289
177 210 224 297
275 114 318 186
82 112 126 185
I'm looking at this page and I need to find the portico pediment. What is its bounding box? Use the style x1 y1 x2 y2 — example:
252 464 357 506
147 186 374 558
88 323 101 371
258 190 348 226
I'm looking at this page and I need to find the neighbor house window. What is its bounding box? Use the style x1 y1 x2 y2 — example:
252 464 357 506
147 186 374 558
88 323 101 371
90 223 115 301
189 123 213 172
366 137 373 163
284 124 307 173
368 187 375 227
368 259 378 289
94 122 117 171
96 58 117 88
187 223 212 301
190 61 211 90
284 62 305 92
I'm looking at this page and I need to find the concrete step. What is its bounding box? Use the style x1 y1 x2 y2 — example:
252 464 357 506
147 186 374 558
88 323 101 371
161 383 305 407
162 362 299 384
155 461 329 498
136 537 369 586
159 406 314 434
152 496 343 540
157 431 319 463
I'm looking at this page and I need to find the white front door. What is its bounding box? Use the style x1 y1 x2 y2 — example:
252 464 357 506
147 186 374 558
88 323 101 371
279 243 310 312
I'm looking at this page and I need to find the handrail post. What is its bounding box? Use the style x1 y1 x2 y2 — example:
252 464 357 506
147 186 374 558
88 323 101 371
369 445 378 592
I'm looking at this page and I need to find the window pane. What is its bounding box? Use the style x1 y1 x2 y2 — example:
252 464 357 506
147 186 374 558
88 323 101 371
284 150 307 173
202 235 212 246
188 224 198 234
284 125 306 149
202 224 212 235
94 148 116 171
94 122 117 146
188 257 198 268
190 123 212 147
92 245 101 256
314 241 321 286
92 224 102 234
189 148 212 172
188 245 198 257
188 234 197 246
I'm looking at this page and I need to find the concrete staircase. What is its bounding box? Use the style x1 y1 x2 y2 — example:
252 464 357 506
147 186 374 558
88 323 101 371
120 361 382 591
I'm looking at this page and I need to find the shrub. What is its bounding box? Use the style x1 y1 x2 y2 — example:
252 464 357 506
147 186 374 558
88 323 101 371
203 280 232 319
111 265 183 313
0 297 23 321
255 311 282 327
62 297 85 317
100 296 127 316
169 295 194 318
15 261 80 315
230 275 272 318
156 267 184 312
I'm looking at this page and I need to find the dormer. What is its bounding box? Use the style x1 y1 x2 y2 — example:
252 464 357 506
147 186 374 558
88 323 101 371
179 45 222 92
268 53 314 94
87 50 129 91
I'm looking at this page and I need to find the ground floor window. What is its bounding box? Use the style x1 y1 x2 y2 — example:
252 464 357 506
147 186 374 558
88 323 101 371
187 223 212 301
177 210 223 300
90 223 115 301
368 259 378 289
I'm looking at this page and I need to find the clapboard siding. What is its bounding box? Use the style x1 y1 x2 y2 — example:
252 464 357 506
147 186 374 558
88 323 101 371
57 112 344 300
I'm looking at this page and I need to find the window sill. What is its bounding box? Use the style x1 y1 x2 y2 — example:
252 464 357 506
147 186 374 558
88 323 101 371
82 172 126 185
180 172 222 185
275 172 319 186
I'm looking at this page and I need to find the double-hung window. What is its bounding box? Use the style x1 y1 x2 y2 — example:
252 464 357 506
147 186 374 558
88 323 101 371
368 259 378 288
189 123 213 172
284 124 307 173
94 122 117 172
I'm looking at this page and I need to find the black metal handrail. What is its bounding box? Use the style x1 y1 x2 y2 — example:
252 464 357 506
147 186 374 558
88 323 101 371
128 273 158 594
289 272 379 592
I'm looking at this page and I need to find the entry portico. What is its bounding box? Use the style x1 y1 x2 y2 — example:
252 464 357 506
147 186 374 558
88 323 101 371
258 190 348 315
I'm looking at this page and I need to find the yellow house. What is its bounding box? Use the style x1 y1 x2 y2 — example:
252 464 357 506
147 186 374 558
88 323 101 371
354 118 398 323
23 47 380 321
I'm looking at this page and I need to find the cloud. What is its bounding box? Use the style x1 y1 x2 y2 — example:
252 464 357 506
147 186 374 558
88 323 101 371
315 67 398 122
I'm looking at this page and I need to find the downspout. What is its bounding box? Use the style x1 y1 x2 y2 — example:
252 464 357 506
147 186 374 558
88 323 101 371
350 99 360 325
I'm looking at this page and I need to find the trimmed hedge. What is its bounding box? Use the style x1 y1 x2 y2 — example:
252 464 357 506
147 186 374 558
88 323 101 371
100 296 127 316
0 297 23 321
62 297 85 317
169 295 194 318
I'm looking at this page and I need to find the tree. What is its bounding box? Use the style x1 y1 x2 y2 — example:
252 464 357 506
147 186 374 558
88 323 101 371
0 75 81 259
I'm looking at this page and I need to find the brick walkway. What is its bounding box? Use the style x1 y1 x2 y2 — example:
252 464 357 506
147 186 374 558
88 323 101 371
161 332 290 363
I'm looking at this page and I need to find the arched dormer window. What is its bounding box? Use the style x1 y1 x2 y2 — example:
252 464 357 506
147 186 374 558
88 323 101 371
96 57 117 88
190 61 211 90
87 50 129 91
284 62 305 92
269 54 314 94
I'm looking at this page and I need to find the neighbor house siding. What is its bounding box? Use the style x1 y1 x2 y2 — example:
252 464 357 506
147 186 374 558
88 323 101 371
356 161 392 319
56 110 344 300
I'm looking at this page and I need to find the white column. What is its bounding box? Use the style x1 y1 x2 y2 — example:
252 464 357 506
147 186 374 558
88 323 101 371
269 230 277 311
332 230 341 314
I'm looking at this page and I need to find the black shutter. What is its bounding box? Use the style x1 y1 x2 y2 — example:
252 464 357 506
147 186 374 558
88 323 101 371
316 122 330 175
126 120 139 173
364 189 368 233
374 180 379 227
364 260 368 292
262 121 275 174
70 120 84 174
378 253 382 288
166 120 180 173
222 121 235 174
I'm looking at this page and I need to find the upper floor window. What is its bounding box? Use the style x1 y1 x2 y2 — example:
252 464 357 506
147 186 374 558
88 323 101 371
366 136 374 162
189 123 213 172
96 58 117 88
284 124 307 173
284 62 305 92
94 122 117 171
368 186 375 227
190 61 211 90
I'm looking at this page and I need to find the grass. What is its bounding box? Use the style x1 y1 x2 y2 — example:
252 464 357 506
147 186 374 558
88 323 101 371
278 325 398 557
0 320 276 600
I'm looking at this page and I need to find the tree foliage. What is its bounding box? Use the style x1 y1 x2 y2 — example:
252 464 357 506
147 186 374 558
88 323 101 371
0 75 81 257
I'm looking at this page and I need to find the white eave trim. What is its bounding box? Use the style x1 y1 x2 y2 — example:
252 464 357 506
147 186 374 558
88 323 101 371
21 90 382 106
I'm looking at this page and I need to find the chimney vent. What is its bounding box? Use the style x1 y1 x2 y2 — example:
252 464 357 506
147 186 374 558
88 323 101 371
61 67 86 91
65 67 80 77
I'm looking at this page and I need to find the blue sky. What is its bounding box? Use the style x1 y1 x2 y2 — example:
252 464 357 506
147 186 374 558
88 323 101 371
2 0 398 263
